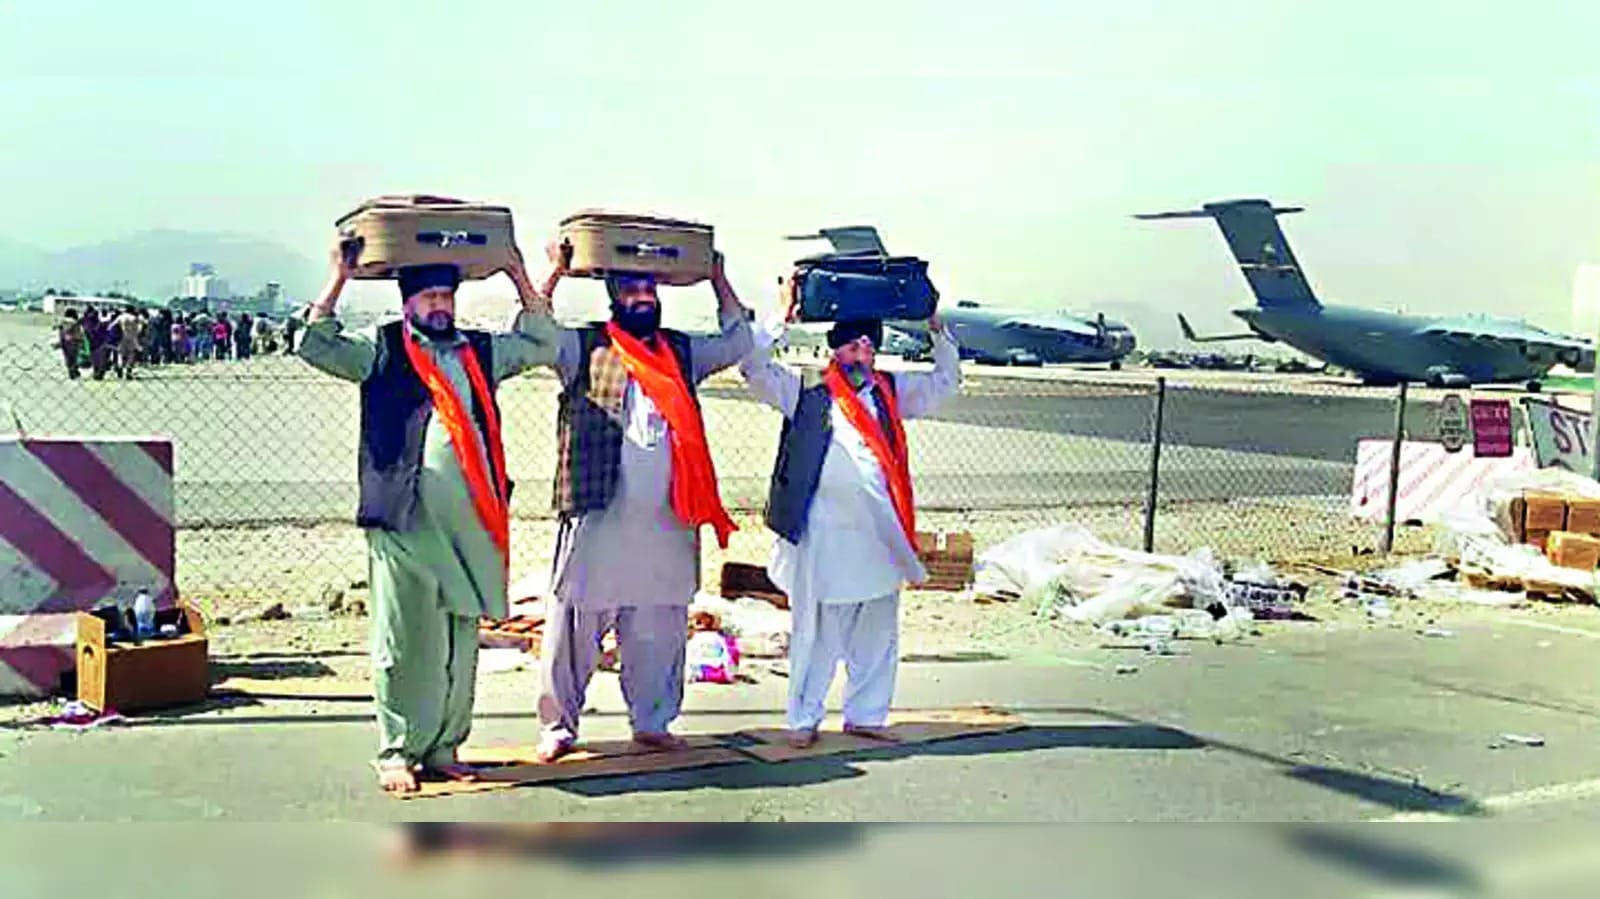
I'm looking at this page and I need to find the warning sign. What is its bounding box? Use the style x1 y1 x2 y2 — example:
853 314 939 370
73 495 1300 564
1437 394 1468 453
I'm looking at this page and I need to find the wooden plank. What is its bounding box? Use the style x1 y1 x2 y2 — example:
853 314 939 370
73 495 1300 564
396 740 746 800
734 707 1024 763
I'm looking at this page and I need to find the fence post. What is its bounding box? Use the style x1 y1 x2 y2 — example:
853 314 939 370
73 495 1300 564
1382 381 1409 553
1143 377 1167 553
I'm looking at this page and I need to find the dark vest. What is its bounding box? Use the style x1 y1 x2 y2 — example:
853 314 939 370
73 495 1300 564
764 373 900 544
553 327 695 515
357 322 503 532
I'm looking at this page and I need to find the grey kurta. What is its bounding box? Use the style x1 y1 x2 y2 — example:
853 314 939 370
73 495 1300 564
549 310 753 610
537 310 751 744
299 309 560 619
299 307 559 767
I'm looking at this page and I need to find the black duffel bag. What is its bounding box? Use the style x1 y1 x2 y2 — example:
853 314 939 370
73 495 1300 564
793 250 937 323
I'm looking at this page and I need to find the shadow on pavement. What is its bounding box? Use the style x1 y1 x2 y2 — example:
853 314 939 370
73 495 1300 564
210 658 338 682
394 822 865 866
555 723 1204 798
1282 826 1486 893
898 651 1009 663
76 700 1493 817
1283 767 1487 818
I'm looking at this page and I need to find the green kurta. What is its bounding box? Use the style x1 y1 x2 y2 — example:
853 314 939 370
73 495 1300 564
298 308 559 766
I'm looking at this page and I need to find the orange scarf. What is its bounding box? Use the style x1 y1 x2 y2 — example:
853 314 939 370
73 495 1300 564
400 324 510 558
823 362 917 549
603 322 738 549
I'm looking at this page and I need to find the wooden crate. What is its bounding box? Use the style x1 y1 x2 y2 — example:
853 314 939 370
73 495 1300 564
77 604 209 713
1566 498 1600 536
1523 492 1569 533
1546 531 1600 571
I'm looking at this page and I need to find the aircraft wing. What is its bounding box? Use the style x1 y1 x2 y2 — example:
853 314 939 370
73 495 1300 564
1419 319 1594 362
997 313 1101 338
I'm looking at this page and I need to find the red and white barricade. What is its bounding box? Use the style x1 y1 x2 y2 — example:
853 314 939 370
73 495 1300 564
0 438 176 698
1350 439 1534 525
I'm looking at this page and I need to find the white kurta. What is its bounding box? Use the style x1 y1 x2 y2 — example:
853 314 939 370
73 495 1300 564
740 317 961 729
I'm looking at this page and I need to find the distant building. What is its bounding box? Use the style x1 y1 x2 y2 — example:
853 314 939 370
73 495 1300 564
42 295 136 317
183 263 230 300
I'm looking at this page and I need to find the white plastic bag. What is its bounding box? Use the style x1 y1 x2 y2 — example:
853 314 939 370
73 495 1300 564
976 524 1224 625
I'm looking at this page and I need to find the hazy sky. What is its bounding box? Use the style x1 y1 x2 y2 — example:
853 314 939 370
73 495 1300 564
3 0 1598 328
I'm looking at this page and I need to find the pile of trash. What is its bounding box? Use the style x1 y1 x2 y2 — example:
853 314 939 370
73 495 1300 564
687 593 790 659
971 524 1267 642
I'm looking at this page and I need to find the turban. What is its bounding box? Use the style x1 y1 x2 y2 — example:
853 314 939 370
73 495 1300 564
604 271 657 304
827 319 883 350
397 264 461 301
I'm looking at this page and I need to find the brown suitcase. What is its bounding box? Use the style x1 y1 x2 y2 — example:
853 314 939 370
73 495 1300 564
337 195 514 281
558 210 714 286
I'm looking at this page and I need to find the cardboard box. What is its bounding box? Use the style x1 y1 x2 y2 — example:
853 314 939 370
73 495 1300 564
1546 531 1600 571
1566 498 1600 536
915 531 976 593
77 604 209 713
1527 528 1553 552
1523 492 1569 533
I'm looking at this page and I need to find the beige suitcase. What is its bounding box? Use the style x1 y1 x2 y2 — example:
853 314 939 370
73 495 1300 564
336 195 514 281
558 210 713 286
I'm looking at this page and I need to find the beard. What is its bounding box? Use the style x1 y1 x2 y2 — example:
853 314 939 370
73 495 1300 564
410 310 456 340
613 302 662 339
840 361 873 388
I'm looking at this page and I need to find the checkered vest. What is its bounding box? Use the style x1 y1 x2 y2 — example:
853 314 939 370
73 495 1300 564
552 327 695 514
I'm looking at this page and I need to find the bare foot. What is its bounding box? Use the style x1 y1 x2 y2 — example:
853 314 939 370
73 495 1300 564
786 728 819 749
536 736 574 764
843 724 898 742
375 760 420 794
632 731 690 752
426 762 481 783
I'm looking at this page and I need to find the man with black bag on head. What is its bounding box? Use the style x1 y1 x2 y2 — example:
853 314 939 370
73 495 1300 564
740 278 960 748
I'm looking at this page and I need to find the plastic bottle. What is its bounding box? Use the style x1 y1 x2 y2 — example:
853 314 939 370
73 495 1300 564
133 589 156 639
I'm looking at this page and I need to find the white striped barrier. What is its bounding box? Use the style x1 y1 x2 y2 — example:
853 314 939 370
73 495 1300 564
0 437 176 699
1350 439 1534 525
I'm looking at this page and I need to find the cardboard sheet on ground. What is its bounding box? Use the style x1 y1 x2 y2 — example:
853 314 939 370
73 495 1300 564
395 736 744 800
734 706 1025 763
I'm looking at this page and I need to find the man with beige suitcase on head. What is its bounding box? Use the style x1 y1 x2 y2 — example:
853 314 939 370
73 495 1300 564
529 212 752 762
298 196 560 793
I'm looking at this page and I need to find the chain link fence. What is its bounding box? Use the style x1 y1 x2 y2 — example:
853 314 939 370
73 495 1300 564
1 314 1448 619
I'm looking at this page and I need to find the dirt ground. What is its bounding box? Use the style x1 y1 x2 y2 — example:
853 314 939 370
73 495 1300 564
8 529 1594 728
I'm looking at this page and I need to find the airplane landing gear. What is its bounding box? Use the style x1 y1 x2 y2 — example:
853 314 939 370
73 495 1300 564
1527 380 1543 393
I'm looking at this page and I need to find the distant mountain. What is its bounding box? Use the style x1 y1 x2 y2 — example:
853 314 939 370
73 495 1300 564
0 238 47 285
0 230 322 302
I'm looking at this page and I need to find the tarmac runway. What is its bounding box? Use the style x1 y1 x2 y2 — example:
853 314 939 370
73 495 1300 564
9 315 1533 532
0 328 1382 526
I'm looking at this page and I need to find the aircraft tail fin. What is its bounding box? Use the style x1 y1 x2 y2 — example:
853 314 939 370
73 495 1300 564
784 226 888 254
1176 313 1262 343
1137 199 1320 309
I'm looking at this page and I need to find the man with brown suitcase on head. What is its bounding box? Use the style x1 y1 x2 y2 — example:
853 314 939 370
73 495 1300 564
530 242 751 762
298 239 561 794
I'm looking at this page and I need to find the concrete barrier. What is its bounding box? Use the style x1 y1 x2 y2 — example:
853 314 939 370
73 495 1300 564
0 437 176 698
1350 439 1534 526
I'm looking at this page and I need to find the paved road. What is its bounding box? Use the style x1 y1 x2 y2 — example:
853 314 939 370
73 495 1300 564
3 605 1596 826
